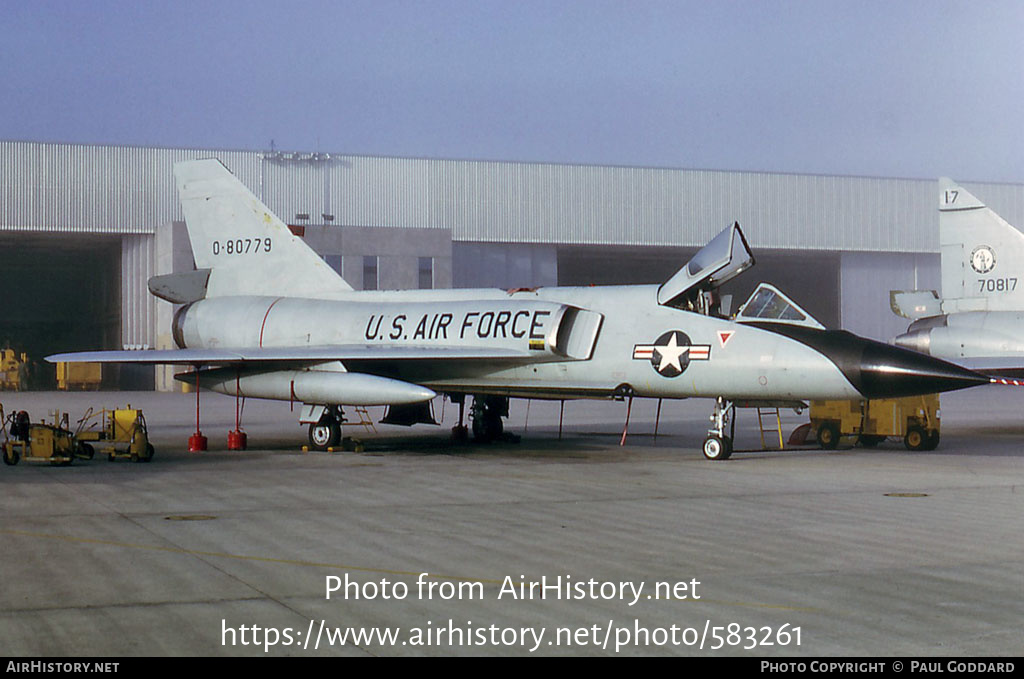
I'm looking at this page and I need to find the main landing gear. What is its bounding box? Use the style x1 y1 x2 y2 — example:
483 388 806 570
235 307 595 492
308 406 343 451
470 395 508 443
703 397 735 461
448 394 516 444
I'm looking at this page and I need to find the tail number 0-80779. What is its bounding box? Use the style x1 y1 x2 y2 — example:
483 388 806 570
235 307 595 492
212 238 272 256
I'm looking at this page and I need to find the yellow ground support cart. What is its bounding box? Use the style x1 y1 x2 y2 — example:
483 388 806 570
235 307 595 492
0 350 28 391
809 394 940 451
76 406 154 463
1 406 90 466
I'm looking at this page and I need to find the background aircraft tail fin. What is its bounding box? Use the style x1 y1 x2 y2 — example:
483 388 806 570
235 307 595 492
939 178 1024 312
174 159 353 298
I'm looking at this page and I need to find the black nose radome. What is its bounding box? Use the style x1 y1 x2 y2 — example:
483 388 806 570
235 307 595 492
856 341 987 398
748 323 988 399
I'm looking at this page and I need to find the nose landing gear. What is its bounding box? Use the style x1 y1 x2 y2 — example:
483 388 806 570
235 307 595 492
703 397 735 460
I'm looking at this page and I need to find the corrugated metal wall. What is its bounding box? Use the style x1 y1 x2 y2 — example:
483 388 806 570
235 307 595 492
5 141 1023 252
0 142 258 234
332 156 431 227
431 165 1024 251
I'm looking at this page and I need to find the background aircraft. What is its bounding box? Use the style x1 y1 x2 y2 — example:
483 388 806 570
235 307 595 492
893 179 1024 378
50 160 985 459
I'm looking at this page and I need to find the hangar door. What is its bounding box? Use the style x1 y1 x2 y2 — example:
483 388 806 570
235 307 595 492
0 234 120 389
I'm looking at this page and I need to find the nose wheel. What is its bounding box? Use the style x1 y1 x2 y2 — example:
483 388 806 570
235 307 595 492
703 397 735 460
703 434 732 460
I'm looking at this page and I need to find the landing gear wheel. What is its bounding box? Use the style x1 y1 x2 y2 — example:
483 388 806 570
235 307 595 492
78 443 95 460
3 447 19 466
142 443 155 462
472 413 503 442
308 417 341 451
703 435 732 460
817 422 841 450
704 397 735 460
904 425 927 451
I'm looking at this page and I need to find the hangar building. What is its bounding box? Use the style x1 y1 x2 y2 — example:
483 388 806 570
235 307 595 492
2 140 1022 390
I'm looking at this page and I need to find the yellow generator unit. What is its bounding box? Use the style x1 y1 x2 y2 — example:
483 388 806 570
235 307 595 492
76 406 154 462
809 394 940 451
57 362 102 391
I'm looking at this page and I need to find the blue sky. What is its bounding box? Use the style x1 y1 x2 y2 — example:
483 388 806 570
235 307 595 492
3 0 1022 181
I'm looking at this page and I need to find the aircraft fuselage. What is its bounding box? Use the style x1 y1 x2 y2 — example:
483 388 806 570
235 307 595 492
175 284 965 404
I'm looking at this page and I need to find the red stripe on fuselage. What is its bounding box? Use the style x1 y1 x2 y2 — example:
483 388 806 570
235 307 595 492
259 298 283 348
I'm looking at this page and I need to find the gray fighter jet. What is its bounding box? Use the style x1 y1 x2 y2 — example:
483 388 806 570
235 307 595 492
49 160 985 459
893 179 1024 379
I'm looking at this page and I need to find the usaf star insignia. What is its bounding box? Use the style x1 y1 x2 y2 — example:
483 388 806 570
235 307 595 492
633 330 711 377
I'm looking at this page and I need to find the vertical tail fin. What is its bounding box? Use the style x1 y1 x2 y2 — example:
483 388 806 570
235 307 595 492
174 159 352 298
939 178 1024 312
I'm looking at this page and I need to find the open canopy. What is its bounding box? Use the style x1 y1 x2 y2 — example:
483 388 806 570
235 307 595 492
657 222 755 307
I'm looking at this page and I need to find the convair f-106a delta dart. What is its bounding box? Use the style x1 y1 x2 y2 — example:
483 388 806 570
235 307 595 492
49 160 986 459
